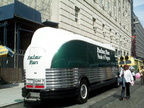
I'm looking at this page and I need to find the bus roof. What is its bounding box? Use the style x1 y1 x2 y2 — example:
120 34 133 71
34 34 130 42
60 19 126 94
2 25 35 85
31 27 115 51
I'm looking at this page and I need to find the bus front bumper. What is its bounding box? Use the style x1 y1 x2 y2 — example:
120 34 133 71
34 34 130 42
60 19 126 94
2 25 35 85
22 87 78 101
40 87 78 100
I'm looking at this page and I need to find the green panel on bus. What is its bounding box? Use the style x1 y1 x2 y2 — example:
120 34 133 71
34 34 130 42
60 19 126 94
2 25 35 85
51 40 116 68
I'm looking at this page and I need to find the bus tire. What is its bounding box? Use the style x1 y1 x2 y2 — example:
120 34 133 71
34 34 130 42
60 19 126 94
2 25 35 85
23 99 31 107
77 79 89 104
22 87 29 97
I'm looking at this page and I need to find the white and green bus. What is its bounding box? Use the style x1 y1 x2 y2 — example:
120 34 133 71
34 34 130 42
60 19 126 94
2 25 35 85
22 27 118 103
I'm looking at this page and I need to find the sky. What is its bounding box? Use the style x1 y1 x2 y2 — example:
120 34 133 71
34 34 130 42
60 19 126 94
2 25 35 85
133 0 144 27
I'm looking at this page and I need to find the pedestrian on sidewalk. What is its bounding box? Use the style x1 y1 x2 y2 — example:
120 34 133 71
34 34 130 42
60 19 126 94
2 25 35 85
130 66 136 81
139 66 144 85
119 65 134 100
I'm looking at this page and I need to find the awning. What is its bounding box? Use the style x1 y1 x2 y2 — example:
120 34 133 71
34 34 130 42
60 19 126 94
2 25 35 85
0 45 15 57
0 0 41 23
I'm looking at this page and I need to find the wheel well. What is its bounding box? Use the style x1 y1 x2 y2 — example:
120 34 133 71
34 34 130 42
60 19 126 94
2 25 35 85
78 76 90 91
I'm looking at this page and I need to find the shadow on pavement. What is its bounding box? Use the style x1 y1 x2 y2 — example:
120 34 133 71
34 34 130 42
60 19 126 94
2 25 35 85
0 83 20 89
23 98 77 108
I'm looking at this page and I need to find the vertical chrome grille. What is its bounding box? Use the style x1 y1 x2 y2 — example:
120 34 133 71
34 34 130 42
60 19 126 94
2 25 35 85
45 68 78 89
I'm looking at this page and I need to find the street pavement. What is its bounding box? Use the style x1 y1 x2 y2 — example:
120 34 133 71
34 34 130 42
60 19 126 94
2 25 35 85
0 79 143 108
90 79 143 108
0 83 24 107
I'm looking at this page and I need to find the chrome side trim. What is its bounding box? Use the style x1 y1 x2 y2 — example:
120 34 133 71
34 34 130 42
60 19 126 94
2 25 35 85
45 67 118 89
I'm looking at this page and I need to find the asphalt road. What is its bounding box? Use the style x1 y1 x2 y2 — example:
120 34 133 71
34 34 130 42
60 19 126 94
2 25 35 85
3 81 143 108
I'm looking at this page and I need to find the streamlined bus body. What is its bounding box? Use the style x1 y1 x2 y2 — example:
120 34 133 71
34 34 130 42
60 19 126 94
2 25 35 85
22 27 118 103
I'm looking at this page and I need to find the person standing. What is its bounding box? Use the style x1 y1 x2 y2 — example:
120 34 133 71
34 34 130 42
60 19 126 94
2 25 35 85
119 65 134 100
118 65 123 77
139 66 144 85
130 66 136 81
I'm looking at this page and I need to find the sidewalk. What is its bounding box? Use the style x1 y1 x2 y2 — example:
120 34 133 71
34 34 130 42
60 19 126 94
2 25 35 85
0 83 24 107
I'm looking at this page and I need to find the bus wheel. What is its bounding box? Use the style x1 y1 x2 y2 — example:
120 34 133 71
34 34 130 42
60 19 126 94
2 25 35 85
77 79 89 104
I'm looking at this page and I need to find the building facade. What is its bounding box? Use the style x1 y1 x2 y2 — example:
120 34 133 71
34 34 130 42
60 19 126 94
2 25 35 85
59 0 132 57
132 14 144 58
0 0 133 82
0 0 132 57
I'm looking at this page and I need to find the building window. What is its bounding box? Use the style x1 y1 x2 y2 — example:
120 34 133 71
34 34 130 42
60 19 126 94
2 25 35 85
102 24 105 30
75 6 80 23
103 32 106 37
107 0 110 11
102 24 105 37
93 18 96 26
100 0 104 8
115 49 118 56
100 0 103 4
124 51 126 56
115 38 118 43
93 0 96 3
93 18 97 33
133 30 136 33
109 28 112 34
110 35 113 43
113 0 117 18
114 0 116 6
133 24 135 27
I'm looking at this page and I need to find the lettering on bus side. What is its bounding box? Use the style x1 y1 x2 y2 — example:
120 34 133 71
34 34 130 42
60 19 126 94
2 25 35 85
97 47 111 61
27 55 42 65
